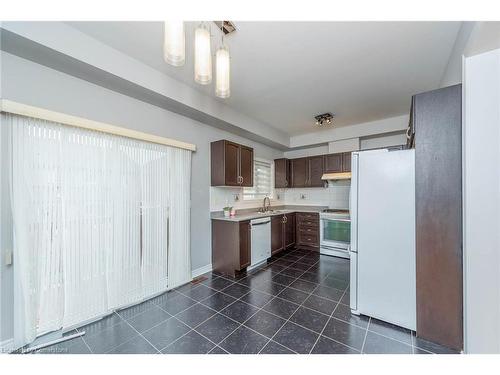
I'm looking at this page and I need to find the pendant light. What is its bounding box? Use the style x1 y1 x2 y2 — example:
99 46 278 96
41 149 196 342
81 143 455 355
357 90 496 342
215 25 231 98
194 23 212 85
163 21 185 66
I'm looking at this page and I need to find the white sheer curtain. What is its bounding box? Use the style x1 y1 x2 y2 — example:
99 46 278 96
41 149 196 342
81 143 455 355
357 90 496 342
10 115 65 347
167 147 192 288
141 144 170 296
8 113 192 348
60 128 110 328
106 139 143 312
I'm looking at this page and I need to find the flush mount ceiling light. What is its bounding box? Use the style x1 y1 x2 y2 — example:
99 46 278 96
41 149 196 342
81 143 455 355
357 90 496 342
163 21 185 66
315 113 334 126
163 21 235 98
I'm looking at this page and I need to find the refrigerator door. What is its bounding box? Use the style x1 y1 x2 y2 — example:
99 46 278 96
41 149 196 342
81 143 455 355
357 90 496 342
349 152 359 312
356 149 416 330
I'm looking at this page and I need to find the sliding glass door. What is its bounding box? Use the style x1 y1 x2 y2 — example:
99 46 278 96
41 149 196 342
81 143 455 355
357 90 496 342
7 113 191 348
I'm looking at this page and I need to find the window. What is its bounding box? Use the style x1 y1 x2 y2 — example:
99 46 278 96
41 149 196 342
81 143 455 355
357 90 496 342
243 159 273 200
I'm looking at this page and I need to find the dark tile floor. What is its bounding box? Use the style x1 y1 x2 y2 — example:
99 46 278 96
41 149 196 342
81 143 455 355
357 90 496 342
35 248 459 354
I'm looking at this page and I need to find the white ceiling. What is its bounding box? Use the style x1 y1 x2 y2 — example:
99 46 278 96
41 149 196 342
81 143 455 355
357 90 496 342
67 21 461 136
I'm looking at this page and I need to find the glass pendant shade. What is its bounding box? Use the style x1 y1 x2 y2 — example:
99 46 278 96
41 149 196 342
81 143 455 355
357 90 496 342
163 21 185 66
215 46 230 98
194 24 212 84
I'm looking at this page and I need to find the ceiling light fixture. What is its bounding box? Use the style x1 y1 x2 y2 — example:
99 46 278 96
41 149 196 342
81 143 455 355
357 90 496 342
164 21 235 98
194 22 212 85
163 21 185 66
215 23 231 98
315 113 334 126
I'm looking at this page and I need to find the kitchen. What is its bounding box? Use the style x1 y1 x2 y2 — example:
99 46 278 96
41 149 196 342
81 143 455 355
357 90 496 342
210 83 460 353
0 12 499 365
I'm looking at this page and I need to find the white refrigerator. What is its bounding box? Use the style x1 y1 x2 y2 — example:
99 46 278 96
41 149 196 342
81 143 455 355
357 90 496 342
349 149 416 330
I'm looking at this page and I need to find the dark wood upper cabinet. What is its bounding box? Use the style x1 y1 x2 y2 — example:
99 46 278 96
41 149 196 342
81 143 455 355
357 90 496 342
239 145 254 187
342 152 352 172
223 141 240 186
239 221 251 269
414 84 463 351
324 153 343 173
290 158 308 188
274 158 290 188
271 215 284 255
211 140 254 187
308 156 325 187
289 156 325 188
324 152 351 173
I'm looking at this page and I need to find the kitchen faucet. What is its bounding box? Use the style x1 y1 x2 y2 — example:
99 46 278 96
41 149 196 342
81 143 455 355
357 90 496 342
262 196 271 212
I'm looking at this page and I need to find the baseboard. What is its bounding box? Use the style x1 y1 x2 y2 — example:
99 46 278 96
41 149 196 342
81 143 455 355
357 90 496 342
192 264 212 279
0 338 14 354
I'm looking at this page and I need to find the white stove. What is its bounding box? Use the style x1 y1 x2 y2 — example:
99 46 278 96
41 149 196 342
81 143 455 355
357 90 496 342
319 209 351 259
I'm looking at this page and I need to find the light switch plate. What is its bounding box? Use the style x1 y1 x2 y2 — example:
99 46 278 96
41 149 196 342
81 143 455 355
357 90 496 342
5 250 13 266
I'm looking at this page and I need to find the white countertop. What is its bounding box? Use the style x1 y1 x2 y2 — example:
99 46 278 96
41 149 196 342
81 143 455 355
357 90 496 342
211 206 325 222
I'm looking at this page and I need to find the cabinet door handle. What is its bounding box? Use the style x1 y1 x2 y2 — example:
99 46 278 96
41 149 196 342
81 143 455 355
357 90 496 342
241 176 244 184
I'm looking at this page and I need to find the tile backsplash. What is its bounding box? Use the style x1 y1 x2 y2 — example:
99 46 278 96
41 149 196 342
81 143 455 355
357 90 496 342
209 186 285 212
210 180 350 212
280 180 350 209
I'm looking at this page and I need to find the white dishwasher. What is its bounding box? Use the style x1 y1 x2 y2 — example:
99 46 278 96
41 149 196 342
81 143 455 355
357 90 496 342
249 217 271 270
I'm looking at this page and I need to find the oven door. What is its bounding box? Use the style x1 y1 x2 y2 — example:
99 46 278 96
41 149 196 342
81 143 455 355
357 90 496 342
320 217 351 252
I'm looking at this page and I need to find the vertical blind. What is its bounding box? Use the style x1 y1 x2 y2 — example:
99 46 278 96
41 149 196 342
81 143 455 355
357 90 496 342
243 159 273 200
7 113 191 348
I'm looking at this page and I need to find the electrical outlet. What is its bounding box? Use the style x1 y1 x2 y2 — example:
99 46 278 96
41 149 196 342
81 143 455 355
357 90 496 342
234 194 239 202
300 194 306 200
5 250 13 266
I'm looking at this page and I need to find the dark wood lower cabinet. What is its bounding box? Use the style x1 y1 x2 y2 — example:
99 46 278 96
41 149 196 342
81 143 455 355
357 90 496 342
212 211 316 276
212 219 251 277
284 213 296 249
271 216 284 255
296 212 320 250
271 213 296 256
239 221 251 269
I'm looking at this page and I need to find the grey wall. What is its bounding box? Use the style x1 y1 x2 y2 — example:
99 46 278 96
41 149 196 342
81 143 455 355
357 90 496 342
0 51 284 342
0 115 13 345
440 22 475 87
440 21 500 88
359 132 407 150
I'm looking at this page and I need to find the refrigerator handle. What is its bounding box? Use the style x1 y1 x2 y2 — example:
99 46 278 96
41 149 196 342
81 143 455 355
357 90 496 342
350 153 358 254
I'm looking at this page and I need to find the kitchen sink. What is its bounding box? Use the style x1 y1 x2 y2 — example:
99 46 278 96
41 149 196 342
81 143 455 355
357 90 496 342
257 210 282 214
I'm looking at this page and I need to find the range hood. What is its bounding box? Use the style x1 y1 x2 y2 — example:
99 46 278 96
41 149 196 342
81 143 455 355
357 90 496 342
321 172 352 181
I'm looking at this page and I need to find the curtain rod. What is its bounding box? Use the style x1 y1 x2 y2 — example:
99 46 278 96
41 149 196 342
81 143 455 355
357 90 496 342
0 99 196 152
